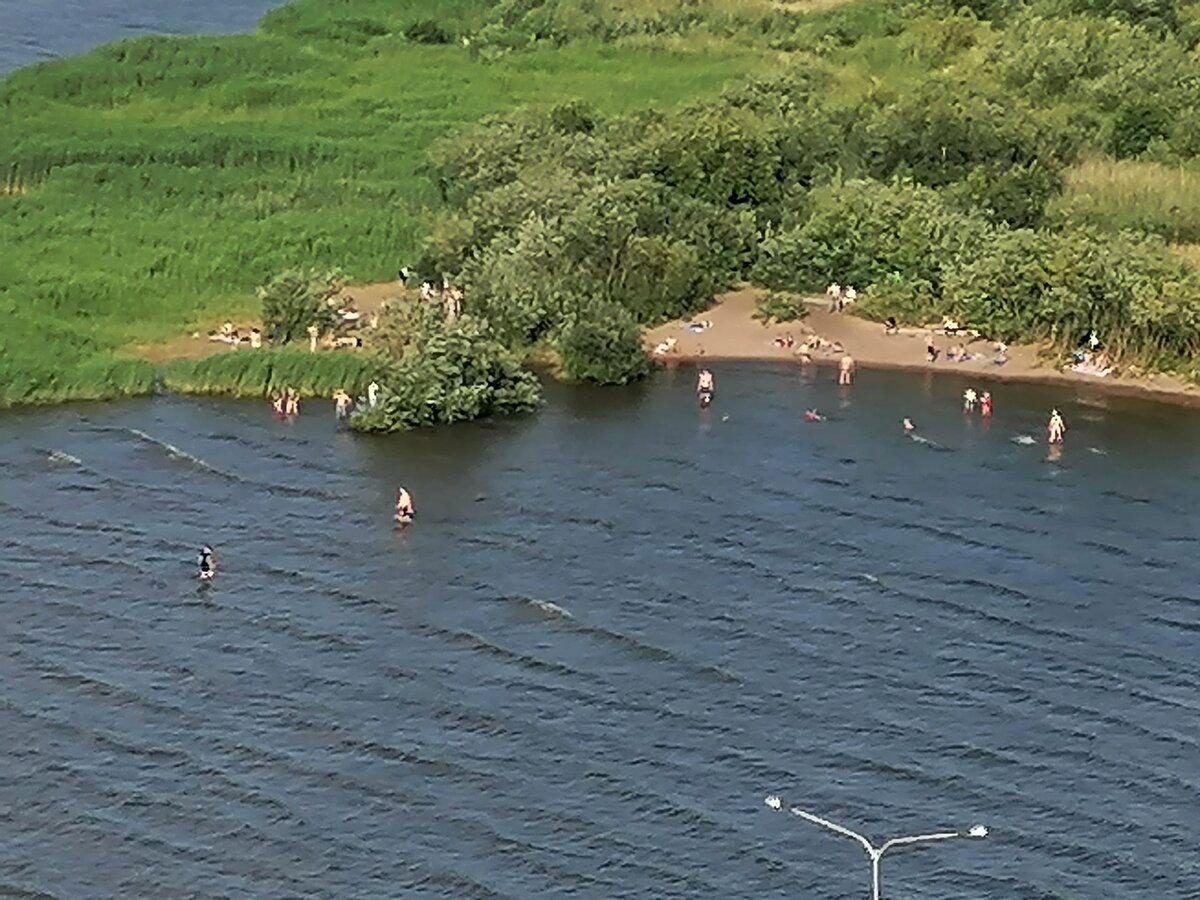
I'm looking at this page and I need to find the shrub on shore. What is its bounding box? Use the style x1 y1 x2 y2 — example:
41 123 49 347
349 303 540 432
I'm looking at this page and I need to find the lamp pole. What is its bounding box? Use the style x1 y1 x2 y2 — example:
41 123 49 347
764 795 988 900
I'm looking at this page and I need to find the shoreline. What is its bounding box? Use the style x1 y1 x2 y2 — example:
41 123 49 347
644 288 1200 409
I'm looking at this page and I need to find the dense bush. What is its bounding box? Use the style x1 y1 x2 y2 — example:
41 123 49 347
557 301 651 385
258 270 341 345
753 179 991 295
405 19 454 44
350 303 541 432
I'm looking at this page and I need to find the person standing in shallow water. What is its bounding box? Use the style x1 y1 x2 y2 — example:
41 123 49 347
333 389 352 422
838 354 855 385
1048 408 1066 443
963 387 977 413
395 487 415 521
980 391 993 417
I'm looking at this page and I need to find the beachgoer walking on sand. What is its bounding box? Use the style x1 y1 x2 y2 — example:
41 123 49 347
838 354 856 385
926 335 939 363
963 387 977 413
333 389 352 421
981 391 993 417
307 324 319 353
1047 408 1066 444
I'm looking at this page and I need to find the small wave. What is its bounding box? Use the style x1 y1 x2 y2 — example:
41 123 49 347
518 597 574 620
46 449 82 466
1011 435 1037 445
125 428 237 480
503 595 737 683
908 433 949 451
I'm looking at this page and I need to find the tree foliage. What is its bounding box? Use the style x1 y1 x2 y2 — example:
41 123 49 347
258 269 340 345
349 302 541 433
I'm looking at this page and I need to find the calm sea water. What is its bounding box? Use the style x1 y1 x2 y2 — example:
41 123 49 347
0 365 1197 899
0 0 281 74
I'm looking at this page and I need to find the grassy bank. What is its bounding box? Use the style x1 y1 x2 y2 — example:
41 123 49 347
161 348 381 398
0 0 775 405
7 0 1200 408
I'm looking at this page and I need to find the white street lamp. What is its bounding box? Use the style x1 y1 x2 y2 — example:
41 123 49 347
764 795 988 900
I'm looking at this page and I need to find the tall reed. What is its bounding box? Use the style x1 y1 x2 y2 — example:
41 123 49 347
162 348 382 398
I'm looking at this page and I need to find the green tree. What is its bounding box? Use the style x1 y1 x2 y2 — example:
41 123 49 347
1109 98 1172 158
753 178 992 294
351 303 541 432
557 299 651 385
258 269 340 345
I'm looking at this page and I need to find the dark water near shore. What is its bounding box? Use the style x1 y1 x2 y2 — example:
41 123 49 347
1 365 1197 898
0 0 281 74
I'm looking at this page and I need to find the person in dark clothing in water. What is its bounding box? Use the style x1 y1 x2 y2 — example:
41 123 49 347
198 546 217 579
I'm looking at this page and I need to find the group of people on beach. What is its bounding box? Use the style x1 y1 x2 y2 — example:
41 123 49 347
826 283 858 312
207 321 262 348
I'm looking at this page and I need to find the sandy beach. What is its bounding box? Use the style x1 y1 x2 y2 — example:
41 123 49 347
644 287 1200 407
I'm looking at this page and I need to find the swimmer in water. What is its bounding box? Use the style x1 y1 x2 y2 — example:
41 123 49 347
1047 408 1066 444
333 389 353 421
395 487 415 520
696 369 715 395
804 409 824 422
198 545 216 579
903 418 915 432
980 391 993 417
963 387 977 413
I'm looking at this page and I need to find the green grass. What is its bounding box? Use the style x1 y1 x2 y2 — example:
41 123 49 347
0 0 773 405
161 347 382 398
1049 157 1200 243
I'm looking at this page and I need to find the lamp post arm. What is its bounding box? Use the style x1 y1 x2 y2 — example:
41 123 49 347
787 807 877 858
879 831 962 856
